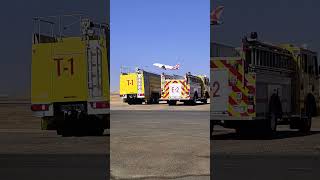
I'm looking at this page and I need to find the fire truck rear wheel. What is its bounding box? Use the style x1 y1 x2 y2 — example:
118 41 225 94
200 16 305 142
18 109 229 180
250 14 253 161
299 116 311 133
268 113 277 132
60 121 73 137
210 121 214 140
263 112 277 137
192 92 198 105
299 99 313 133
168 100 177 106
137 99 143 104
128 99 134 105
202 99 208 104
146 99 152 104
56 128 62 135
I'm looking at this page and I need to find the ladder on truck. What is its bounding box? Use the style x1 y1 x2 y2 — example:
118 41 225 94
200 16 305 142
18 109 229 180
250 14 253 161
87 40 103 99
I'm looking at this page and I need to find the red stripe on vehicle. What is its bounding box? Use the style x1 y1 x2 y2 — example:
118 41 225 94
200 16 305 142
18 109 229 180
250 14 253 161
248 108 255 114
221 60 243 82
231 85 241 93
210 61 218 68
242 94 249 105
229 96 237 106
240 112 249 116
247 86 255 94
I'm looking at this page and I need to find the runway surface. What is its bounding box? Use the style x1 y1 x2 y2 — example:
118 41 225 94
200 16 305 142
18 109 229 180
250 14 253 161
111 110 210 180
0 104 109 180
211 121 320 180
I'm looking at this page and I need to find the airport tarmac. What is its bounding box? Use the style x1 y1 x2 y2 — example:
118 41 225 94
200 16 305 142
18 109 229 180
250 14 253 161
0 103 109 180
111 110 210 180
2 96 320 180
212 119 320 180
110 94 210 179
0 97 210 180
110 94 210 111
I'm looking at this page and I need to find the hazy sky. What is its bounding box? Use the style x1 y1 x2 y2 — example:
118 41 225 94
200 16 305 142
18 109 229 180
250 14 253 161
110 0 210 92
0 0 108 98
212 0 320 53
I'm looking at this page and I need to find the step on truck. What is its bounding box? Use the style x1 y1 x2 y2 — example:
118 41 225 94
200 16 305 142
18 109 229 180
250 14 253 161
210 33 319 138
161 72 210 105
120 68 161 104
31 15 110 136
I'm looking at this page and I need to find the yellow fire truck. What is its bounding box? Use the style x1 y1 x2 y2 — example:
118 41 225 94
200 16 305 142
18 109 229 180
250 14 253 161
210 33 318 138
120 68 161 104
31 15 110 136
161 72 210 105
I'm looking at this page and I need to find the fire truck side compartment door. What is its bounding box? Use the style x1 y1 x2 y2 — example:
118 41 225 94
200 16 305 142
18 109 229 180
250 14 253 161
211 69 230 113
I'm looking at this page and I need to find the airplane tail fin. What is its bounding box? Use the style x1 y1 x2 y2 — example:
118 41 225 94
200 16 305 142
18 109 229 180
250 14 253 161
211 6 224 24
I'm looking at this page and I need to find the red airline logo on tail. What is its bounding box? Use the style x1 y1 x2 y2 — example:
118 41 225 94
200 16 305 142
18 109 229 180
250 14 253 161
173 64 180 70
211 6 224 25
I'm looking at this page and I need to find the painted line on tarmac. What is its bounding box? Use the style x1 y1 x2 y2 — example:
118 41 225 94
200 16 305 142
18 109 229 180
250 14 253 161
113 133 177 139
0 129 43 133
112 133 207 139
111 173 210 180
180 122 204 125
135 122 162 124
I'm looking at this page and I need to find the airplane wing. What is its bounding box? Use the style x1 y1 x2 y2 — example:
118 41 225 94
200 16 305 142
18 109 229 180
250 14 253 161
153 63 179 70
153 63 166 70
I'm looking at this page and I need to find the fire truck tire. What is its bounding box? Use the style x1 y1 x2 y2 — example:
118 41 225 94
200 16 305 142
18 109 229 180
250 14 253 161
235 127 253 135
266 112 277 134
168 100 177 106
90 125 105 136
205 91 210 99
192 92 198 105
298 96 314 133
56 128 62 135
138 99 143 104
128 99 134 105
210 121 214 140
95 127 105 136
154 97 160 104
202 99 208 104
146 99 152 104
299 116 311 133
235 128 245 135
60 121 73 137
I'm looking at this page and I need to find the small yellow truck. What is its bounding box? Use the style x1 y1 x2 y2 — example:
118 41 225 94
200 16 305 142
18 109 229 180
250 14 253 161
31 15 110 136
120 68 161 104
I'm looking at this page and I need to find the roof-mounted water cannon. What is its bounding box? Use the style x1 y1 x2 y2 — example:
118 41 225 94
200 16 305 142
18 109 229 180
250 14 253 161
244 32 258 42
242 32 258 52
301 43 309 50
250 32 258 40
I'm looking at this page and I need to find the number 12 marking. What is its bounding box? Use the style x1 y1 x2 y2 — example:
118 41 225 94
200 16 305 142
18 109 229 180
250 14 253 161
212 81 220 97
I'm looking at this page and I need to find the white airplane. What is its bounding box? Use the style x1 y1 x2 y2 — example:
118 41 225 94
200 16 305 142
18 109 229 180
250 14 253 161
153 63 180 70
211 6 224 25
